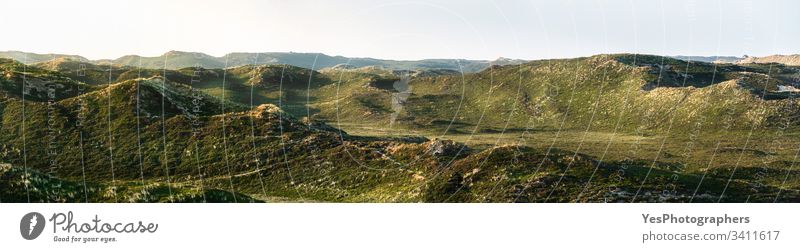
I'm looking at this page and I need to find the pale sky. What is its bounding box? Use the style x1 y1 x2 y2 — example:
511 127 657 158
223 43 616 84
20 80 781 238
0 0 796 60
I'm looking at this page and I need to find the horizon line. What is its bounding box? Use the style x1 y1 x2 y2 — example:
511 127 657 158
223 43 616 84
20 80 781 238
0 49 783 63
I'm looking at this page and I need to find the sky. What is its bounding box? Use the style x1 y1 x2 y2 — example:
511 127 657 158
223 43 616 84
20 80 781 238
0 0 797 60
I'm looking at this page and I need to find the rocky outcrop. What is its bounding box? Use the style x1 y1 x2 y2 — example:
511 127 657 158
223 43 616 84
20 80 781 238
424 139 467 157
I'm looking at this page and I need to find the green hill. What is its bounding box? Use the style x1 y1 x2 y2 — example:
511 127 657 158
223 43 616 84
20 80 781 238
109 51 226 70
1 53 799 203
33 58 131 85
1 58 97 101
0 51 89 64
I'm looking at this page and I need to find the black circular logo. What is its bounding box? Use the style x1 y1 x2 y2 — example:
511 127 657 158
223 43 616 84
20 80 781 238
20 212 45 240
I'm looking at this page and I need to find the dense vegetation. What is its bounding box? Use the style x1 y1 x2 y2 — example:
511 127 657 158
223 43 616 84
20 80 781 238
1 54 798 202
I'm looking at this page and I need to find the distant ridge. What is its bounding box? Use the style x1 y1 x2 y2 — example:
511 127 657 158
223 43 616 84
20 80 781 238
5 50 798 72
0 51 89 63
669 55 743 63
737 54 800 66
0 50 525 72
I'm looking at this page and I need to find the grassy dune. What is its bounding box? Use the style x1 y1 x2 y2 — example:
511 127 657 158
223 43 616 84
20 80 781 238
1 54 799 202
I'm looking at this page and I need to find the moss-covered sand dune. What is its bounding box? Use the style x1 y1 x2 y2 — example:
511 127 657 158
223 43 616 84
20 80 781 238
1 54 799 202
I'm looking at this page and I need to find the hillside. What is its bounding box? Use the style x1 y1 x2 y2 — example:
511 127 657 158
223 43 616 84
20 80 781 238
1 58 97 101
1 53 799 203
33 58 133 85
265 54 800 133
